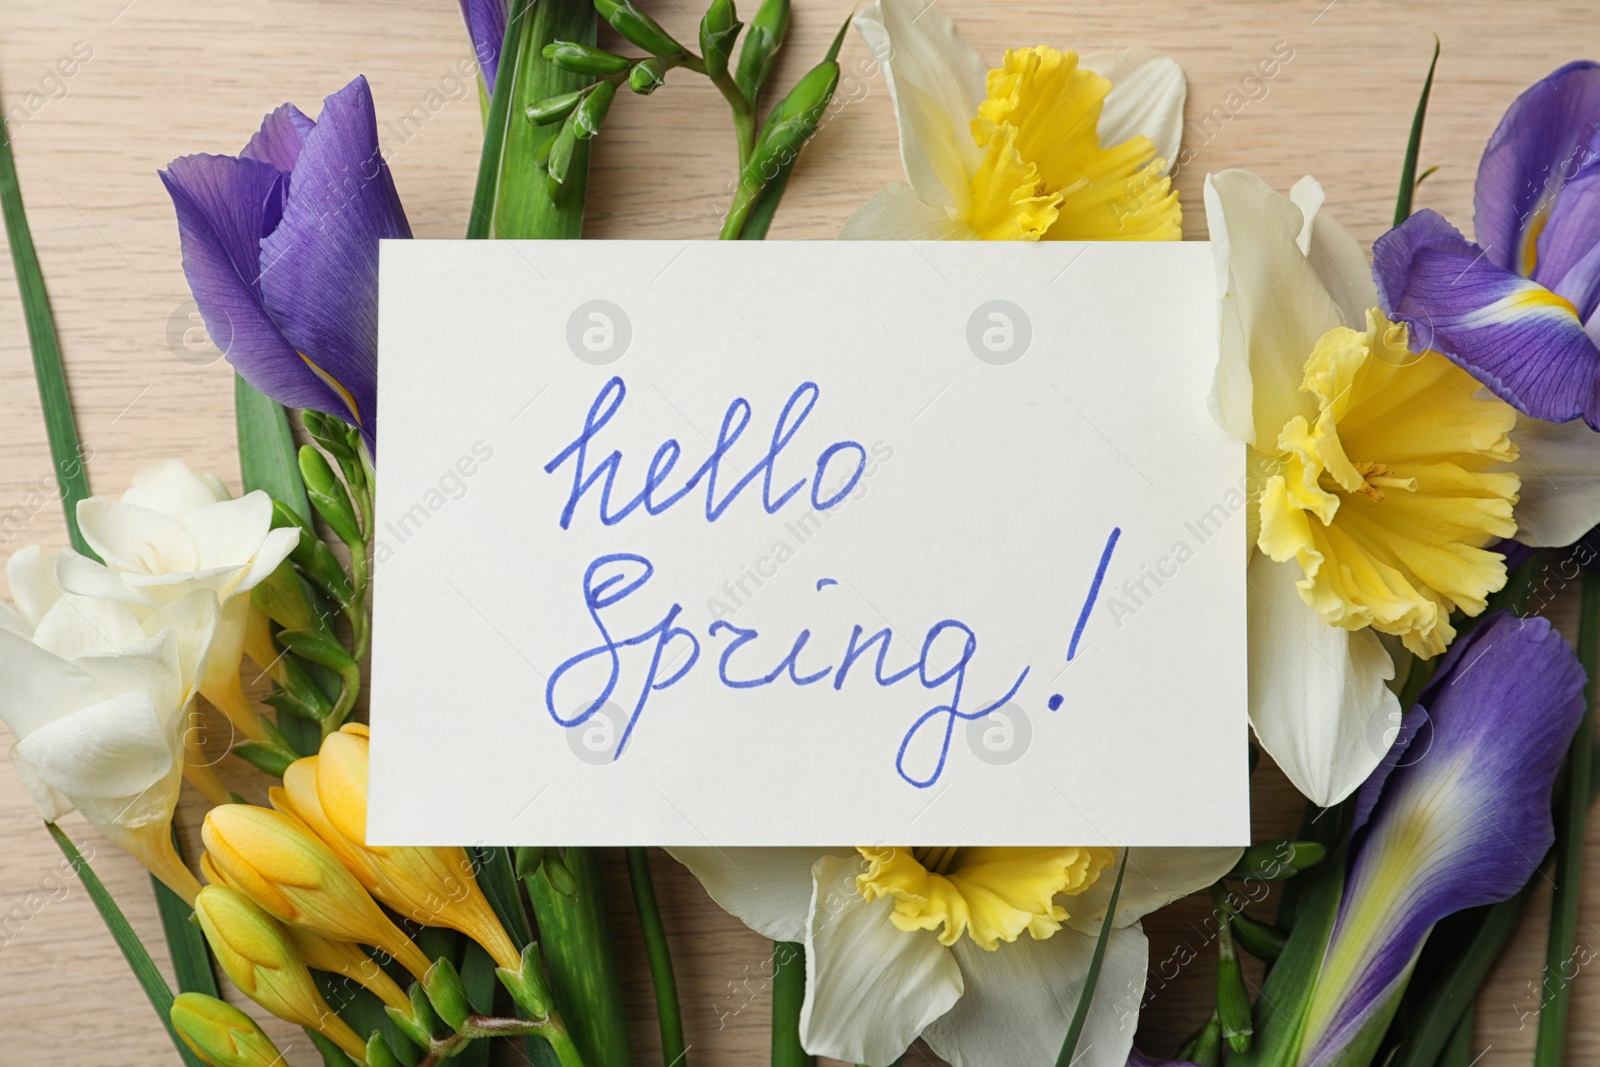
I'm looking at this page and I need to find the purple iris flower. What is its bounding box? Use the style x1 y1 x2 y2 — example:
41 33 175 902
1125 1051 1199 1067
1373 61 1600 428
161 76 410 450
1291 611 1585 1066
459 0 510 95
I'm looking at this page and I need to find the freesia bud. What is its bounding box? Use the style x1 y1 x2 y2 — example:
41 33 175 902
201 803 433 980
734 0 788 101
298 447 361 546
170 992 286 1067
282 924 412 1017
542 41 631 77
699 0 742 82
574 81 617 140
628 58 667 95
283 727 522 970
744 60 837 187
193 886 368 1061
593 0 684 56
527 90 585 124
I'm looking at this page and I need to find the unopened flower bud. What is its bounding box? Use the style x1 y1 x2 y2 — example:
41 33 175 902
594 0 684 56
282 924 412 1017
527 90 585 124
286 727 522 970
202 803 432 980
192 886 367 1061
628 58 668 95
170 992 285 1067
699 0 741 81
542 41 631 77
297 447 361 546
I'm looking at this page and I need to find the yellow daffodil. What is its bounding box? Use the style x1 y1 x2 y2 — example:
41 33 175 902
170 992 287 1067
201 803 433 980
672 845 1239 1066
272 725 521 970
1204 170 1543 805
838 0 1184 242
193 886 369 1061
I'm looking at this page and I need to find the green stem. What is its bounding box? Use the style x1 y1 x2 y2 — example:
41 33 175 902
720 179 762 239
626 847 686 1067
417 1013 586 1067
523 850 634 1067
1440 1003 1474 1067
772 940 812 1067
1533 569 1599 1066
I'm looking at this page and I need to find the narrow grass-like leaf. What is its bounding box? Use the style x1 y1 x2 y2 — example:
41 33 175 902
236 375 312 523
467 0 531 238
1055 852 1127 1067
1533 569 1599 1065
469 846 560 1067
47 824 208 1067
1393 38 1440 227
0 118 91 556
771 940 810 1067
628 847 687 1067
738 157 794 240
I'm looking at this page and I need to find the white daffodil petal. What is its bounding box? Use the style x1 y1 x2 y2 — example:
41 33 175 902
0 628 100 740
1204 169 1345 448
667 846 824 942
6 544 62 629
838 183 974 241
77 498 200 576
15 690 175 800
799 853 963 1066
922 924 1148 1067
122 458 231 515
1081 47 1186 169
1248 552 1398 806
0 603 29 639
1507 416 1600 547
1066 847 1244 935
1289 176 1378 329
855 0 987 210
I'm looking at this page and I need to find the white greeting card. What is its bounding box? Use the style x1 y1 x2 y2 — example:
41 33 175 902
368 240 1248 846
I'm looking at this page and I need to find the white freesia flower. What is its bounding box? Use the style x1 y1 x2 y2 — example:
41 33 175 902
672 845 1239 1067
839 0 1185 242
0 545 217 901
1203 170 1599 806
54 460 298 742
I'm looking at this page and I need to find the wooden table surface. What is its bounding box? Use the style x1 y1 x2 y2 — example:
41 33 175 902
3 1 1598 1064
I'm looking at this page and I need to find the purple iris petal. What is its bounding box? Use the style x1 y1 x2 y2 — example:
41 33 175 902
160 154 346 413
1299 611 1585 1067
242 103 315 172
1474 61 1600 277
1126 1051 1199 1067
460 0 510 95
1373 209 1600 427
259 76 410 448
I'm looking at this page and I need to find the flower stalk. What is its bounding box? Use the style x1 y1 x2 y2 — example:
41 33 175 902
771 940 812 1067
626 847 687 1067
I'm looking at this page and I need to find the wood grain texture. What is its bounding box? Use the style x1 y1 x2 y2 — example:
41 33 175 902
1 1 1597 1064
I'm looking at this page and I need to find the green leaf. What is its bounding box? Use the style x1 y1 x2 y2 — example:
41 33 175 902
771 940 810 1067
1230 804 1352 1067
627 847 686 1067
1393 38 1440 227
236 376 312 524
47 824 208 1067
1055 852 1127 1067
1533 569 1599 1066
491 0 597 239
473 845 535 947
152 828 218 998
0 117 91 557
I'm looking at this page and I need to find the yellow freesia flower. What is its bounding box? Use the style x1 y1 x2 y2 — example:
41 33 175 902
839 0 1184 242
